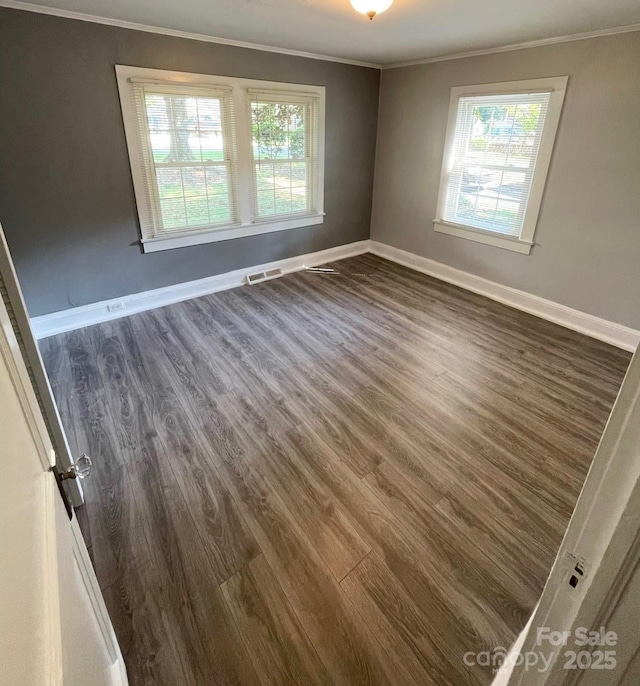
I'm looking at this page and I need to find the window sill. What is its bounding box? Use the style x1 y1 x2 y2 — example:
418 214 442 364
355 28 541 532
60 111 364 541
433 220 533 255
142 213 325 253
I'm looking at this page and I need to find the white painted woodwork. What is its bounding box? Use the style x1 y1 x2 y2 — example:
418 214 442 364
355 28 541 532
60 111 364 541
0 0 638 65
0 292 127 686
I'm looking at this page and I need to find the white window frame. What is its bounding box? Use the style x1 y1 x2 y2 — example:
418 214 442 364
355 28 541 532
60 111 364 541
434 76 568 255
115 65 325 253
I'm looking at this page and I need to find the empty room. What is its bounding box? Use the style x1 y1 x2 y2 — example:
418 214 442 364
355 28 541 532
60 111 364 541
1 0 640 685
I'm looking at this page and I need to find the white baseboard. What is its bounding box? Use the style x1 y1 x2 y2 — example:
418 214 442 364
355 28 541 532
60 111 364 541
30 240 369 339
31 238 640 352
370 241 640 352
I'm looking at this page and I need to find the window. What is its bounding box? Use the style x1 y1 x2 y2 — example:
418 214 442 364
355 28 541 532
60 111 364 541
434 77 567 254
116 66 325 252
250 92 319 221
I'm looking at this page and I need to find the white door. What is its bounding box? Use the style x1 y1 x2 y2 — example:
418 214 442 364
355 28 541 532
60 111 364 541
0 276 127 685
504 345 640 685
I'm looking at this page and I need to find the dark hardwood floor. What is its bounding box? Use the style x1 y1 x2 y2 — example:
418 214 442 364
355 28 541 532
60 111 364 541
40 254 631 686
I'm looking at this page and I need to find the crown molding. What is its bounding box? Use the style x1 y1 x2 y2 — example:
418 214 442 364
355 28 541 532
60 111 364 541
383 22 640 69
2 0 639 72
0 0 382 69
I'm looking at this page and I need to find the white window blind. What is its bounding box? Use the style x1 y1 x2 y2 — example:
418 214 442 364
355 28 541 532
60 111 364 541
131 83 239 240
116 66 326 252
249 91 320 222
442 91 552 238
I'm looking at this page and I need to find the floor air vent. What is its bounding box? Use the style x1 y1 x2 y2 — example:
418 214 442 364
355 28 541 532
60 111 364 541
245 268 283 285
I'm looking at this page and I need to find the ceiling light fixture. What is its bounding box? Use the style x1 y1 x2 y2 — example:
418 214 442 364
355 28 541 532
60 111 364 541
350 0 394 20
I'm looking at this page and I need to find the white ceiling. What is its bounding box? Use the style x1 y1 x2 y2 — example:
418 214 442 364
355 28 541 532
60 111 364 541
8 0 640 66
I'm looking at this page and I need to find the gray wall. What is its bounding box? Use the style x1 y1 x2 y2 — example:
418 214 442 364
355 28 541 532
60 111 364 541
371 32 640 329
0 8 379 317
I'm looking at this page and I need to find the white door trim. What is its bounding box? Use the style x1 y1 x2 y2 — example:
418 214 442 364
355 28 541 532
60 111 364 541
0 283 53 471
0 286 127 684
507 347 640 685
70 516 124 668
0 227 83 505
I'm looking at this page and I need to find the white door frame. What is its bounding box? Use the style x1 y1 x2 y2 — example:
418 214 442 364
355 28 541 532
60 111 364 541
68 511 129 685
0 227 83 506
500 345 640 685
0 272 127 685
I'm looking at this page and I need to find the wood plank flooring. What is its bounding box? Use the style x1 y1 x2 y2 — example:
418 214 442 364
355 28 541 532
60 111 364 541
40 254 631 686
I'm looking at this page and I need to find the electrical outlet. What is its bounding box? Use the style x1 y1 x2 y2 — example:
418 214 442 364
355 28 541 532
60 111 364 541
107 301 124 312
